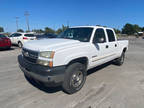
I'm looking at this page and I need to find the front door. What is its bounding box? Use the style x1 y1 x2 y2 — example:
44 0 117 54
90 28 110 68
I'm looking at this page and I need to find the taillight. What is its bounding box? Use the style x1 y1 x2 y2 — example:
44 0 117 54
3 38 11 44
23 37 28 40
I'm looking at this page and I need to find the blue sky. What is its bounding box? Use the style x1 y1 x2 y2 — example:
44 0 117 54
0 0 144 32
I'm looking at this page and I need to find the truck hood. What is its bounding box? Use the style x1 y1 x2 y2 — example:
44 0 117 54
23 38 82 51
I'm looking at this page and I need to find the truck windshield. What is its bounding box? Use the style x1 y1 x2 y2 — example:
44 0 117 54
57 28 93 42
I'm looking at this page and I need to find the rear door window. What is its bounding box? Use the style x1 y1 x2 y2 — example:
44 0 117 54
14 33 22 37
24 34 35 37
106 29 115 42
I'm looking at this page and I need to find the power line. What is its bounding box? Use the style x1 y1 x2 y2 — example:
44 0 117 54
24 11 30 31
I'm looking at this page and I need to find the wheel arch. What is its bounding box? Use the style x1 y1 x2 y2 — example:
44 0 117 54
66 57 89 69
123 47 127 53
18 40 22 44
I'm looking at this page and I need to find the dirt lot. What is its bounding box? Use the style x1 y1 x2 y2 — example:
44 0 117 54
0 37 144 108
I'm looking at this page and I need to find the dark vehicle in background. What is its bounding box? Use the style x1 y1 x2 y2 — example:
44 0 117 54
0 34 11 50
36 33 57 40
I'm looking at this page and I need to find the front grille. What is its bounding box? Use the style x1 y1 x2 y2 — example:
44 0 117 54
22 48 39 63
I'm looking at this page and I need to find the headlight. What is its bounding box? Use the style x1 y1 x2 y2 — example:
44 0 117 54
39 51 55 58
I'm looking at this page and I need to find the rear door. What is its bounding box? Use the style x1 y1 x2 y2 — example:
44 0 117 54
106 29 118 59
9 34 15 44
90 28 110 67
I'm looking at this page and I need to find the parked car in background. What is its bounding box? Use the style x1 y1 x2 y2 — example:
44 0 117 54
19 26 129 94
138 32 143 36
36 33 57 40
9 33 36 48
0 34 11 50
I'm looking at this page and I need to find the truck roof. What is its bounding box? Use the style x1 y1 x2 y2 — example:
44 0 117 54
70 26 113 30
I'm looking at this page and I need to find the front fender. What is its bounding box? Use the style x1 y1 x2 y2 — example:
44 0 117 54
63 52 89 65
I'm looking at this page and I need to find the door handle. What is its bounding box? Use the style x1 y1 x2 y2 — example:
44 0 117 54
106 45 109 48
115 44 117 47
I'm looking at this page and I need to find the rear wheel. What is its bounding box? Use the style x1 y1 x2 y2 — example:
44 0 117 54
62 62 87 94
114 52 125 66
18 41 23 48
7 47 11 50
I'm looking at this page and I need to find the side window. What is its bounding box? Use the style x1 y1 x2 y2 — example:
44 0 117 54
12 33 17 37
106 29 115 42
9 34 15 37
93 28 106 43
14 33 22 37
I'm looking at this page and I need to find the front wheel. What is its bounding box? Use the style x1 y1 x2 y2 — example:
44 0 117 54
62 62 87 94
18 42 23 48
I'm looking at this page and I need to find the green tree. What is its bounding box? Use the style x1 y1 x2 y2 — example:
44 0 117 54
0 27 4 32
133 24 141 33
62 24 69 31
26 30 30 33
56 28 63 34
17 29 24 32
141 27 144 32
122 23 143 35
32 29 44 33
122 23 135 35
56 25 69 34
114 28 121 34
44 27 55 34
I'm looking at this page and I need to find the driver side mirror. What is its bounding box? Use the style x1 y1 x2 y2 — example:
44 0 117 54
93 37 105 44
98 37 105 43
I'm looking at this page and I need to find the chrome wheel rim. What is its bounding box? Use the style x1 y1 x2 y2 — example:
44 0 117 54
18 43 22 48
71 71 83 88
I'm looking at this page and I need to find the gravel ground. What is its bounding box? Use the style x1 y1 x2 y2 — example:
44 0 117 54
0 37 144 108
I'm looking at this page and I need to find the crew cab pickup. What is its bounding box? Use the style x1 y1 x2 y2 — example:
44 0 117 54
18 26 129 94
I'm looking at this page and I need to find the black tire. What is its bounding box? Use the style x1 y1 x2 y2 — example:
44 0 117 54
18 41 23 48
114 52 125 66
62 62 87 94
7 46 11 50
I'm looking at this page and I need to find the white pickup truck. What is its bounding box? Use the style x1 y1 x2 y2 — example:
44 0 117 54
18 26 128 94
